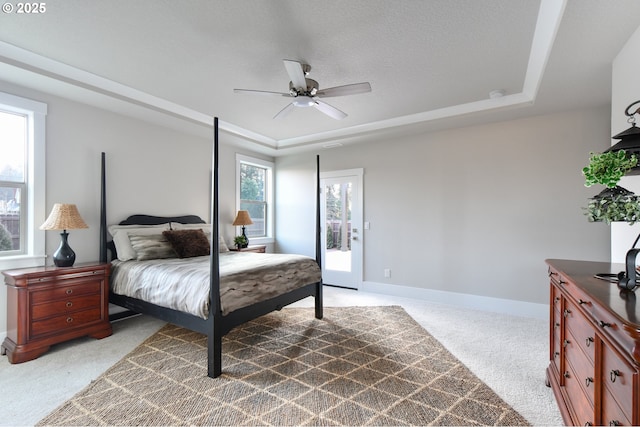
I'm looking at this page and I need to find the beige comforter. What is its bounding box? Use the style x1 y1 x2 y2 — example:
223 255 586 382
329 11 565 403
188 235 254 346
110 252 321 318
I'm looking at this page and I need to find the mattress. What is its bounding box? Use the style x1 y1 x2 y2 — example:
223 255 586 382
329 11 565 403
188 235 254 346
110 252 321 318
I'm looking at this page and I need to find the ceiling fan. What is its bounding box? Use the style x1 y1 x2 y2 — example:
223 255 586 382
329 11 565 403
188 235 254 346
234 59 371 120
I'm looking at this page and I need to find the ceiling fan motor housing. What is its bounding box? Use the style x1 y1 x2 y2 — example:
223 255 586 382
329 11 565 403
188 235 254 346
289 78 318 97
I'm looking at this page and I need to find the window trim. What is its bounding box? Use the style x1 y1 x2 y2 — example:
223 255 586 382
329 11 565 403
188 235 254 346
0 91 47 269
236 154 274 244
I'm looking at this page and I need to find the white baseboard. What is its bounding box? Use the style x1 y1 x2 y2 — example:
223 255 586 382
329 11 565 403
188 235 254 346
360 281 548 320
0 330 5 343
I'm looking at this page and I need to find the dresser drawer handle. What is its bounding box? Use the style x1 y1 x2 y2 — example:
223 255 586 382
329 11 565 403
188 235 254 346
554 322 560 329
563 309 571 318
578 299 589 305
554 297 560 304
559 279 567 285
610 369 621 382
554 351 560 358
564 371 570 378
66 317 73 323
563 339 571 348
585 337 594 347
599 320 612 328
585 377 594 387
66 301 73 308
585 422 592 426
65 289 73 295
609 421 621 426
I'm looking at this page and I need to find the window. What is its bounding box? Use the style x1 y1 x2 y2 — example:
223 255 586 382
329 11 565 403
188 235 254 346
0 92 47 269
236 154 273 242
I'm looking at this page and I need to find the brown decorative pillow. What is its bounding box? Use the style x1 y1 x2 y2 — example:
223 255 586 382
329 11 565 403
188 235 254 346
162 229 210 258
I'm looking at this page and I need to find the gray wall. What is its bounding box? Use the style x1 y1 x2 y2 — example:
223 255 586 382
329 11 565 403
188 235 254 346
276 107 612 306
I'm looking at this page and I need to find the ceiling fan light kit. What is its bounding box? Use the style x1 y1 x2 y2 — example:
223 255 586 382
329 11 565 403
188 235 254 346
234 59 371 120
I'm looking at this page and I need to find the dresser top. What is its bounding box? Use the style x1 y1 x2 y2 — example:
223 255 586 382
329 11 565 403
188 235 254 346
546 259 640 330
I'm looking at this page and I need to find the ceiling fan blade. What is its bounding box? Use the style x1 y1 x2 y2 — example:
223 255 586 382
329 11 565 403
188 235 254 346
316 82 371 98
274 102 296 119
234 88 289 97
283 59 308 91
313 99 347 120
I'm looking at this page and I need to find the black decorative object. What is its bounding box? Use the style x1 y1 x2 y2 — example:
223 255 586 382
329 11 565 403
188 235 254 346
52 231 75 267
605 99 640 175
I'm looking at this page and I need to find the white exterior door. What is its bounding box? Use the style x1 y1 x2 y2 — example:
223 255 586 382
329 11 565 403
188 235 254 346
320 169 363 289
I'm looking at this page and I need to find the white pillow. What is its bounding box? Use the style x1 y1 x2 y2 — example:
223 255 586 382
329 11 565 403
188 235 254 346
171 223 229 252
108 224 170 261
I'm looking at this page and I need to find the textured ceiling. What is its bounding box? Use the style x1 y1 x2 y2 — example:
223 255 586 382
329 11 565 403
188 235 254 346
0 0 639 155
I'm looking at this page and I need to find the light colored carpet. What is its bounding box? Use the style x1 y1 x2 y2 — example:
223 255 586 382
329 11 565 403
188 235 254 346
37 306 529 426
0 286 563 426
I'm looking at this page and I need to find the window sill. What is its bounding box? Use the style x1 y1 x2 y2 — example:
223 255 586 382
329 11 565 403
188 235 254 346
0 255 46 271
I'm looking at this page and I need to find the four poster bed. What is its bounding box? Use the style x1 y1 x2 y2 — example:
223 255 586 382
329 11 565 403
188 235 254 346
99 117 323 378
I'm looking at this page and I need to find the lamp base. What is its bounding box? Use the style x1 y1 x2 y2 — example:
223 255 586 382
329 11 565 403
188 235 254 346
53 231 76 267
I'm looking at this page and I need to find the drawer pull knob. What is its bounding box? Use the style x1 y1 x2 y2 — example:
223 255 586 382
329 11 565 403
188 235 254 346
585 337 594 347
564 371 570 378
578 299 588 305
563 339 571 348
585 422 593 426
66 317 73 323
599 320 612 328
559 279 567 285
585 377 594 387
66 302 73 308
554 297 560 304
564 309 571 318
554 351 560 358
65 289 73 295
609 421 620 426
610 369 621 382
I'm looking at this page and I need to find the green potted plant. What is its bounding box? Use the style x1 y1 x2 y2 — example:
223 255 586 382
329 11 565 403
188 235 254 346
583 150 640 224
233 234 248 249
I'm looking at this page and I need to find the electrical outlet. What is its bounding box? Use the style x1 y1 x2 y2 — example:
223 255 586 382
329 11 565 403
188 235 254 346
384 268 391 278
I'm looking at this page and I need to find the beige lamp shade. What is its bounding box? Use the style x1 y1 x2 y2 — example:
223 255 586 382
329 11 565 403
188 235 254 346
40 204 89 231
232 210 253 226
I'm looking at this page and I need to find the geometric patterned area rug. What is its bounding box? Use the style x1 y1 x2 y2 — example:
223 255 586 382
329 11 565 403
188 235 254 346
37 306 529 426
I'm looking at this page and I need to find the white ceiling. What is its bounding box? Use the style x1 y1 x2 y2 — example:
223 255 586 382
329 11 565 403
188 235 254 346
1 0 639 155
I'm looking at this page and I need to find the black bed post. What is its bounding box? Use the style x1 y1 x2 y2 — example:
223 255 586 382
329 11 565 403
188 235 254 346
315 155 323 319
99 152 107 263
208 117 223 378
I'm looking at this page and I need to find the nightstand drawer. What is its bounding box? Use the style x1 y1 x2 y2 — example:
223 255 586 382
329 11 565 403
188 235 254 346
31 294 102 320
31 308 102 337
30 281 101 304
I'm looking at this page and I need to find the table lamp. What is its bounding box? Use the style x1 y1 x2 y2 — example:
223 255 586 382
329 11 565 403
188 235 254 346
40 203 88 267
232 210 253 247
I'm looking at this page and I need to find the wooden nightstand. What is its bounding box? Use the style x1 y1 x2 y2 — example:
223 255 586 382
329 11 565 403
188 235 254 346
1 262 112 364
229 245 266 253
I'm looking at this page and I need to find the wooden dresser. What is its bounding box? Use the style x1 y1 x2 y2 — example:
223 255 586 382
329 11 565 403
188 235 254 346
1 262 112 363
546 259 640 426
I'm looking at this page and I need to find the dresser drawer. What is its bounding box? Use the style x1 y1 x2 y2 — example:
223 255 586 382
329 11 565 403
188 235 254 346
602 386 632 427
601 342 635 422
31 308 102 337
552 323 561 372
564 299 596 363
30 281 101 304
563 362 595 426
564 328 595 405
31 294 102 321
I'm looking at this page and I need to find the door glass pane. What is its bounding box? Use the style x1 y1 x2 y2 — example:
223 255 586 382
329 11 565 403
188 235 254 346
325 182 352 272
